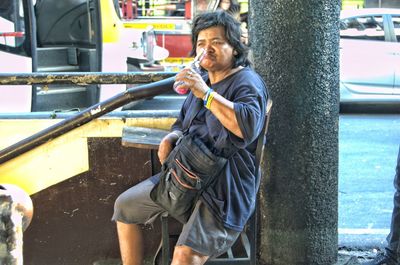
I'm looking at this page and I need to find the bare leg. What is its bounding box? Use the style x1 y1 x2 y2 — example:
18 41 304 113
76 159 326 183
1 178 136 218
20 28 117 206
171 245 209 265
116 221 143 265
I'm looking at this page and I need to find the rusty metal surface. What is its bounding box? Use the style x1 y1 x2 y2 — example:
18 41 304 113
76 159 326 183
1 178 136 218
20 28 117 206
0 110 180 120
0 72 175 86
23 137 162 265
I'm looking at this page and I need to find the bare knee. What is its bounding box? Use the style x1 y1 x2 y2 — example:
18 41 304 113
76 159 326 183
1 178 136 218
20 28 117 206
171 245 208 265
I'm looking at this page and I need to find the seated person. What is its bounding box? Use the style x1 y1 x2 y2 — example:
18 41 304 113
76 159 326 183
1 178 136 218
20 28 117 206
112 10 268 265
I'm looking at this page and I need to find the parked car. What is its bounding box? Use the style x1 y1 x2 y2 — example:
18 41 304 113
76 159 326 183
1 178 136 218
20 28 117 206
340 8 400 109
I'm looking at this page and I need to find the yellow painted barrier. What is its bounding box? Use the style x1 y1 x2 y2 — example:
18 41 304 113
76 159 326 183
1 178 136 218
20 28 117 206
0 117 176 195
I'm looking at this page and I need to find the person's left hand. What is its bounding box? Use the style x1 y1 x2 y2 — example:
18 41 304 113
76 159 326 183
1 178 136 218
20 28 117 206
158 131 181 164
174 68 209 99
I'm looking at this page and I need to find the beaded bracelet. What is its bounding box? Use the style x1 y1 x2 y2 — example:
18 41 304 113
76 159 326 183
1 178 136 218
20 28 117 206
205 91 216 109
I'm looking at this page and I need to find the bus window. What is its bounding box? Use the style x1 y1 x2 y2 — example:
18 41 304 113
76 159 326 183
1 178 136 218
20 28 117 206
133 0 186 18
0 0 32 113
119 0 218 20
0 0 27 55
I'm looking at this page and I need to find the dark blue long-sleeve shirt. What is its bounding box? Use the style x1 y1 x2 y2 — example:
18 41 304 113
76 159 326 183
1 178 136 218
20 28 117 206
171 67 268 231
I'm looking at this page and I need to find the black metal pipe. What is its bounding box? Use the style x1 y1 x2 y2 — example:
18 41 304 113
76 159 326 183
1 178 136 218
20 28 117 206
0 76 176 165
0 72 175 86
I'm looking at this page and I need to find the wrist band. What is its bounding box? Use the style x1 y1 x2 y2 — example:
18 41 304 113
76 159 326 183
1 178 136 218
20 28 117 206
205 91 216 109
203 88 213 106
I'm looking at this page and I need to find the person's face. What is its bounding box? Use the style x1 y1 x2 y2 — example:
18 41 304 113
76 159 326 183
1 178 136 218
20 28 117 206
219 0 231 10
196 26 235 72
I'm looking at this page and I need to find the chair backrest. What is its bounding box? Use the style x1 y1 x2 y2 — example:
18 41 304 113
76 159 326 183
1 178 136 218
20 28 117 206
254 98 273 170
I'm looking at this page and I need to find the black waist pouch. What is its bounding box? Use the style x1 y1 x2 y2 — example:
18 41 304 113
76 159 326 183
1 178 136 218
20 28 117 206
150 134 227 223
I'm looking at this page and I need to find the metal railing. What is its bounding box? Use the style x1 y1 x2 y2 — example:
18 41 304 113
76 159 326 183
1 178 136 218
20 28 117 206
0 71 176 164
0 72 174 86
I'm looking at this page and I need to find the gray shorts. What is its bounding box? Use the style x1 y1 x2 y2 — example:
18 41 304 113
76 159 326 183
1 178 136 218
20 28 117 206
112 178 241 258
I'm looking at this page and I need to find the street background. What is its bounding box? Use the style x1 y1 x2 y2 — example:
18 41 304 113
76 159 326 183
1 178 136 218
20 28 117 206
339 113 400 250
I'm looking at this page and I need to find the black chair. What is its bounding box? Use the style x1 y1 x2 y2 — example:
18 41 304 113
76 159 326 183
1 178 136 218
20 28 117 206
154 209 257 265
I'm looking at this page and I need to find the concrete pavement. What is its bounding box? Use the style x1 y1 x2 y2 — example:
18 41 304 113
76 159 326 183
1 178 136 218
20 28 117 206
337 247 382 265
93 248 381 265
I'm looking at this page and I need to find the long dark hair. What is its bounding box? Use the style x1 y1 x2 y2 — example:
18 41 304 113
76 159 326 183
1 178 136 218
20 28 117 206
190 11 250 68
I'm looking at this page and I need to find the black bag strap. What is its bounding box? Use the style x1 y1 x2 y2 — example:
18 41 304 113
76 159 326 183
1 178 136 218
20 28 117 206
181 98 239 159
183 98 203 133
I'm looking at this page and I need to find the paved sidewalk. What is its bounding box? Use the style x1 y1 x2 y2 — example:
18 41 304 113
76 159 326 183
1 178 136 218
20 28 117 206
94 248 382 265
337 247 382 265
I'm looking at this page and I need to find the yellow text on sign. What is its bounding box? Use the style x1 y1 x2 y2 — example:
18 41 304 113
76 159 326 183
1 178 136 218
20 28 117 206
124 22 175 30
